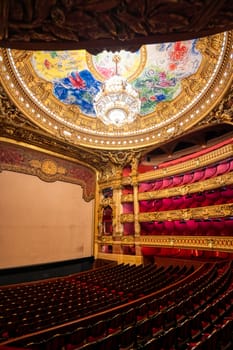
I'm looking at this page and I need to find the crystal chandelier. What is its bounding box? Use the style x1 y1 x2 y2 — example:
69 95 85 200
93 55 141 127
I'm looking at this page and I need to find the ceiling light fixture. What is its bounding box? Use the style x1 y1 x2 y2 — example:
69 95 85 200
93 54 141 127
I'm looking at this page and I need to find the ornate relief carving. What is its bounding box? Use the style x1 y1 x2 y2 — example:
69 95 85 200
140 236 233 252
1 1 232 53
0 83 40 130
0 142 96 201
121 235 135 243
98 150 142 184
95 235 233 253
127 203 233 223
198 84 233 127
133 172 233 202
100 197 113 208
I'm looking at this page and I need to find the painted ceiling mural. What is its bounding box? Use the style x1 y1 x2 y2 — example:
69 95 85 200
0 31 233 150
31 41 201 117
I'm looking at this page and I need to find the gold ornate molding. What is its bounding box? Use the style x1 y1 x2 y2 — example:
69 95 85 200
121 203 233 223
140 235 233 252
95 235 233 253
197 83 233 127
120 172 233 203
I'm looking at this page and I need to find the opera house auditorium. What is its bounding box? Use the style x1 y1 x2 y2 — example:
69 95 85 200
0 1 233 349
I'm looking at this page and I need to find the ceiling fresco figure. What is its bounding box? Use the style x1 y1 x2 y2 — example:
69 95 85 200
30 40 202 117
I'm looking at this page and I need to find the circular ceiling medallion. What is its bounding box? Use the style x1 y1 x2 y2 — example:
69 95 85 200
0 31 232 150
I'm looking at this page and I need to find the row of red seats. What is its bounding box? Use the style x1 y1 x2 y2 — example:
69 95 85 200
140 216 233 236
0 264 191 340
139 185 233 212
3 262 232 350
138 158 233 192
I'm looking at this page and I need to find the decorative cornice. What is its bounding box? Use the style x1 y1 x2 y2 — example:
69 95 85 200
95 235 233 253
121 171 233 203
197 83 233 127
120 203 233 223
0 141 96 201
140 235 233 252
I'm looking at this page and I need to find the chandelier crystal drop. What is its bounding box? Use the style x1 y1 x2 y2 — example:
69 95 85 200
93 55 141 127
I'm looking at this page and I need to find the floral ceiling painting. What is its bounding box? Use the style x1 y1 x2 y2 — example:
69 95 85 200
31 40 201 117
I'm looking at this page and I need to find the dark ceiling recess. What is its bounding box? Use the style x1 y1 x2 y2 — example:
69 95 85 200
0 1 233 53
146 124 233 161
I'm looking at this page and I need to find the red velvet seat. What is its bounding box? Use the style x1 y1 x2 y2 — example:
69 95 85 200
147 298 159 318
203 190 219 206
161 197 173 211
152 179 163 190
176 319 192 349
172 196 184 209
217 319 233 350
199 220 215 236
203 165 217 179
222 217 233 235
107 313 122 334
150 311 165 337
140 222 154 235
153 221 165 235
189 311 204 341
159 326 177 350
164 220 175 235
88 320 107 342
44 333 66 350
135 302 148 321
77 341 101 350
221 186 233 202
161 176 173 189
138 182 153 193
143 336 163 350
172 175 183 186
216 161 230 175
181 173 194 185
65 327 88 350
97 332 120 350
121 308 137 328
192 169 205 182
186 219 199 235
164 305 177 330
153 198 163 211
135 318 153 346
192 192 205 207
118 325 137 350
182 194 194 208
211 218 225 235
174 220 187 235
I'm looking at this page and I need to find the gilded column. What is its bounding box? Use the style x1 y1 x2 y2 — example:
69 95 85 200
111 165 123 237
131 158 140 237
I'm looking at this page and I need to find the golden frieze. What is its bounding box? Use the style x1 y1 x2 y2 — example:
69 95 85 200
120 203 233 223
140 235 233 252
135 172 233 202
